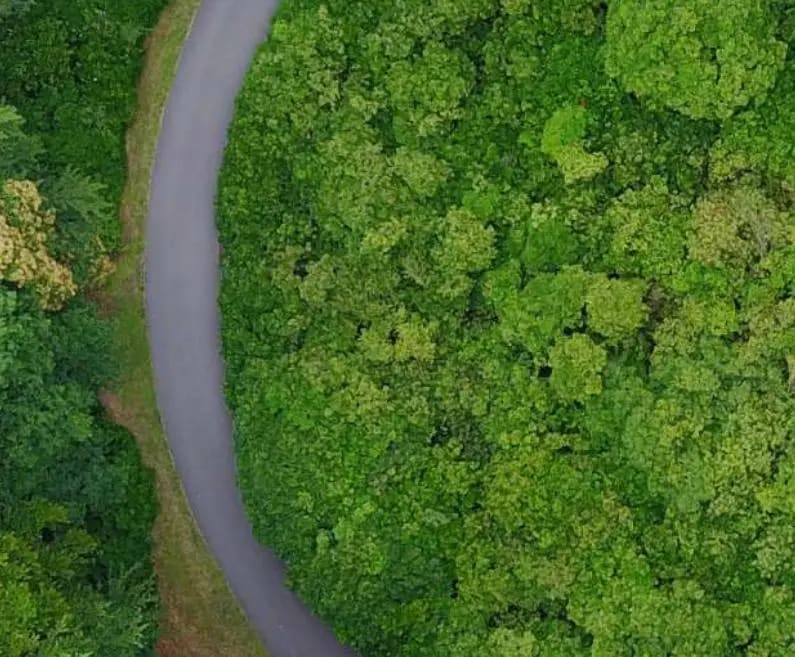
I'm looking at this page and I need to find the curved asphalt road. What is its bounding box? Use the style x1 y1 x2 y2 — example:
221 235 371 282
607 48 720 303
145 3 354 656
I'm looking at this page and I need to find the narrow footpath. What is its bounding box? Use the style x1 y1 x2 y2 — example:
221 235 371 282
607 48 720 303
145 3 354 655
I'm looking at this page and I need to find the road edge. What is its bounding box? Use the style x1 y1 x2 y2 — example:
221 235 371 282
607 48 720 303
102 1 269 655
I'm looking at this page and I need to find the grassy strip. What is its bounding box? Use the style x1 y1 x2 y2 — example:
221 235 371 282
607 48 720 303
101 2 268 656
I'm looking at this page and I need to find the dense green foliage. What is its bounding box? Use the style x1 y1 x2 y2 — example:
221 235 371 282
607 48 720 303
220 1 795 655
605 0 788 120
0 0 166 251
0 1 166 654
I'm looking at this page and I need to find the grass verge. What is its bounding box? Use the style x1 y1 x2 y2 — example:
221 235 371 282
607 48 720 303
101 2 268 656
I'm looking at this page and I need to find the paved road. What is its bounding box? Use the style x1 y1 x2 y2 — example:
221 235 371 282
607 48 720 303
145 3 354 656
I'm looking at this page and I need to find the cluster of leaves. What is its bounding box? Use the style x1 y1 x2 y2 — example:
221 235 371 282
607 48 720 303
219 1 795 656
0 1 166 655
0 178 85 310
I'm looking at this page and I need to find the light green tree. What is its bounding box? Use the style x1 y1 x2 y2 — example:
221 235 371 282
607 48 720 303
549 333 607 401
586 276 648 341
540 104 608 184
605 0 787 120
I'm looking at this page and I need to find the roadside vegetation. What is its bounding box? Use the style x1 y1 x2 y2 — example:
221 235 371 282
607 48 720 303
219 1 795 656
0 1 166 654
0 1 265 655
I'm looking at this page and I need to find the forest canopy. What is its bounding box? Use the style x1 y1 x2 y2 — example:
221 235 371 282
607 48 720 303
0 1 165 654
219 1 795 656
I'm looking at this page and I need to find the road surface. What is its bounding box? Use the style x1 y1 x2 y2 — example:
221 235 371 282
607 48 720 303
145 2 354 656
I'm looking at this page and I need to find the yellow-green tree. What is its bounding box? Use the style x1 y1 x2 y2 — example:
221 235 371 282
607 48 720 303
0 179 76 309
